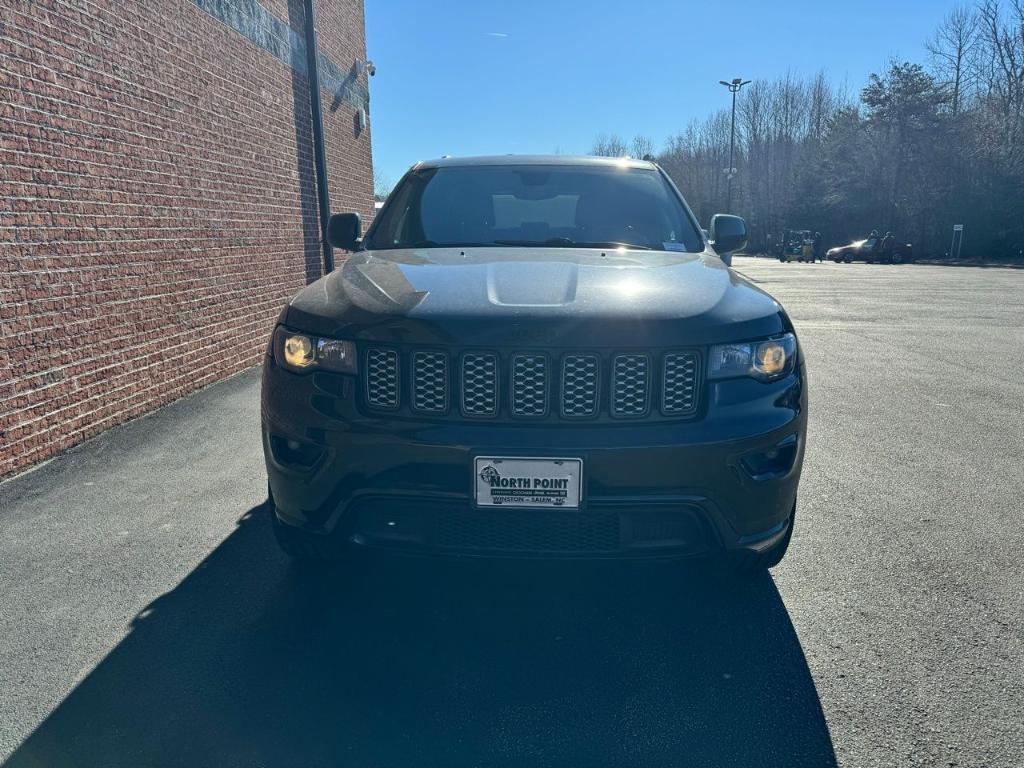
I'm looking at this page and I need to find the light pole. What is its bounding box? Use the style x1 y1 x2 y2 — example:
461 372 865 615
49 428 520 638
719 77 751 213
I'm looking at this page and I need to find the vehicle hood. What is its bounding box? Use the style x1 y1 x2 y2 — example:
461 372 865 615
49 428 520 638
284 247 789 347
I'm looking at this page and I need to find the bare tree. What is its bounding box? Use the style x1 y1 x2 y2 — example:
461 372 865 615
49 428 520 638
630 135 655 159
597 3 1024 260
808 71 839 139
659 110 732 224
927 4 979 114
976 1 1024 111
373 169 392 202
591 133 629 157
974 0 1024 168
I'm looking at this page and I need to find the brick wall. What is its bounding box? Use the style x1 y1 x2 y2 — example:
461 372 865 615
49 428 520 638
0 0 374 479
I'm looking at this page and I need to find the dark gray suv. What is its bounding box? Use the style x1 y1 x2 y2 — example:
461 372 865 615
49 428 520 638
262 155 806 570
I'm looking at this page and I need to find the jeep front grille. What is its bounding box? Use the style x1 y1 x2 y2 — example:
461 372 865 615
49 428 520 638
411 351 448 413
365 348 399 409
510 354 549 416
361 348 700 421
461 352 498 417
612 354 650 417
561 354 600 417
662 352 699 415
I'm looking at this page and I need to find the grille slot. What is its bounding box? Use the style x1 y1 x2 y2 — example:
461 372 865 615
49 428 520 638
511 354 548 416
662 352 699 415
461 352 498 417
612 354 650 417
561 354 600 417
411 351 448 413
365 348 399 409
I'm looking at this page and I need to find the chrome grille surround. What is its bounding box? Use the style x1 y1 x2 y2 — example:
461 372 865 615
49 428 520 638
611 354 651 417
411 351 448 413
365 348 400 409
662 351 699 416
561 354 600 417
461 352 498 417
510 354 549 417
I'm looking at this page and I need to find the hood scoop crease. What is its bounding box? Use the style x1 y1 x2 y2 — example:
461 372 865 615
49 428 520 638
486 262 579 307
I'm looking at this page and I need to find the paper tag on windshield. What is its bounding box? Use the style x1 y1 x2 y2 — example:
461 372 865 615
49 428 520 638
663 242 687 252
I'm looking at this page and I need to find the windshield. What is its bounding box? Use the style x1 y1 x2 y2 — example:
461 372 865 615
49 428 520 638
365 164 703 252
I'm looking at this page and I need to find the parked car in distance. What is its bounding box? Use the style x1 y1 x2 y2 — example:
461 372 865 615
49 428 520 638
828 237 913 264
262 155 806 573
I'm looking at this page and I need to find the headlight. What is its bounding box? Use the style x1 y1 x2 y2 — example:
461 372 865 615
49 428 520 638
709 333 797 381
283 333 314 369
273 327 357 374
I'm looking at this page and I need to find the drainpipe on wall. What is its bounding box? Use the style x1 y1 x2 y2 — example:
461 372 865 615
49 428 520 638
302 0 334 273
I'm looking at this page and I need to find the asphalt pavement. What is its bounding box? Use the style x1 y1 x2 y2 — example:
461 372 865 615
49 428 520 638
1 257 1022 767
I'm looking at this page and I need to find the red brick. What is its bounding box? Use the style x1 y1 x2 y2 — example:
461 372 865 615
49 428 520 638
0 0 373 479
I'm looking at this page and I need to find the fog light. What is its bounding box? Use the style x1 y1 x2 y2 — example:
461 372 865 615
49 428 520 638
741 434 798 481
270 435 324 469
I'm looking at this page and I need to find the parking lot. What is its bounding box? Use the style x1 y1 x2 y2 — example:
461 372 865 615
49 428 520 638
1 257 1022 767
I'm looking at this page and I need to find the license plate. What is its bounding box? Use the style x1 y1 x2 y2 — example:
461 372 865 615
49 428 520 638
474 457 583 509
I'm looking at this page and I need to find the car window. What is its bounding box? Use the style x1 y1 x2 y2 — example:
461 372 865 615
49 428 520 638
366 165 703 252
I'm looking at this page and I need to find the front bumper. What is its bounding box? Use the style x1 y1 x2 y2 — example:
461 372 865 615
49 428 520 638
262 360 807 559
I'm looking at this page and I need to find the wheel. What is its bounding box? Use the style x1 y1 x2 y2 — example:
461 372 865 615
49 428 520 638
730 504 795 575
272 509 345 562
844 257 852 263
890 251 902 264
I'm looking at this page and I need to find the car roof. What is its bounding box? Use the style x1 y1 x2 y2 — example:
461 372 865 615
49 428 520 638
412 154 658 171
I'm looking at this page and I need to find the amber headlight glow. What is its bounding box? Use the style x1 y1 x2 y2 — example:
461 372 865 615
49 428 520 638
709 333 797 381
283 334 314 368
273 327 357 374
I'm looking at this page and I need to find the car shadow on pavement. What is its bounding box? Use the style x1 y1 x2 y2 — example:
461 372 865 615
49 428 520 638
5 502 836 768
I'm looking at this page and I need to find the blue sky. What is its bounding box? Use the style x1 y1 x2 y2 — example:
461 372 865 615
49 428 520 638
364 0 958 187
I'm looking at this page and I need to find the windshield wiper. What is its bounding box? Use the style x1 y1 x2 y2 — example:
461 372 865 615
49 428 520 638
572 240 653 251
492 238 653 251
391 240 491 249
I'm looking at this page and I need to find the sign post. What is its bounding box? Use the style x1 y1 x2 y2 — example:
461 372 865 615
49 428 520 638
950 224 964 260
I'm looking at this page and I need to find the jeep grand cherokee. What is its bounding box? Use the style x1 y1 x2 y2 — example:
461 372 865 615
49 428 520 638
262 155 806 570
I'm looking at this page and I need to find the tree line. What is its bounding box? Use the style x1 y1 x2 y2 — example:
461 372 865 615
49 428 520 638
593 1 1024 259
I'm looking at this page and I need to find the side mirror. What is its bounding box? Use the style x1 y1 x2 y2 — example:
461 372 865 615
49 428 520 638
327 212 361 251
709 214 747 255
